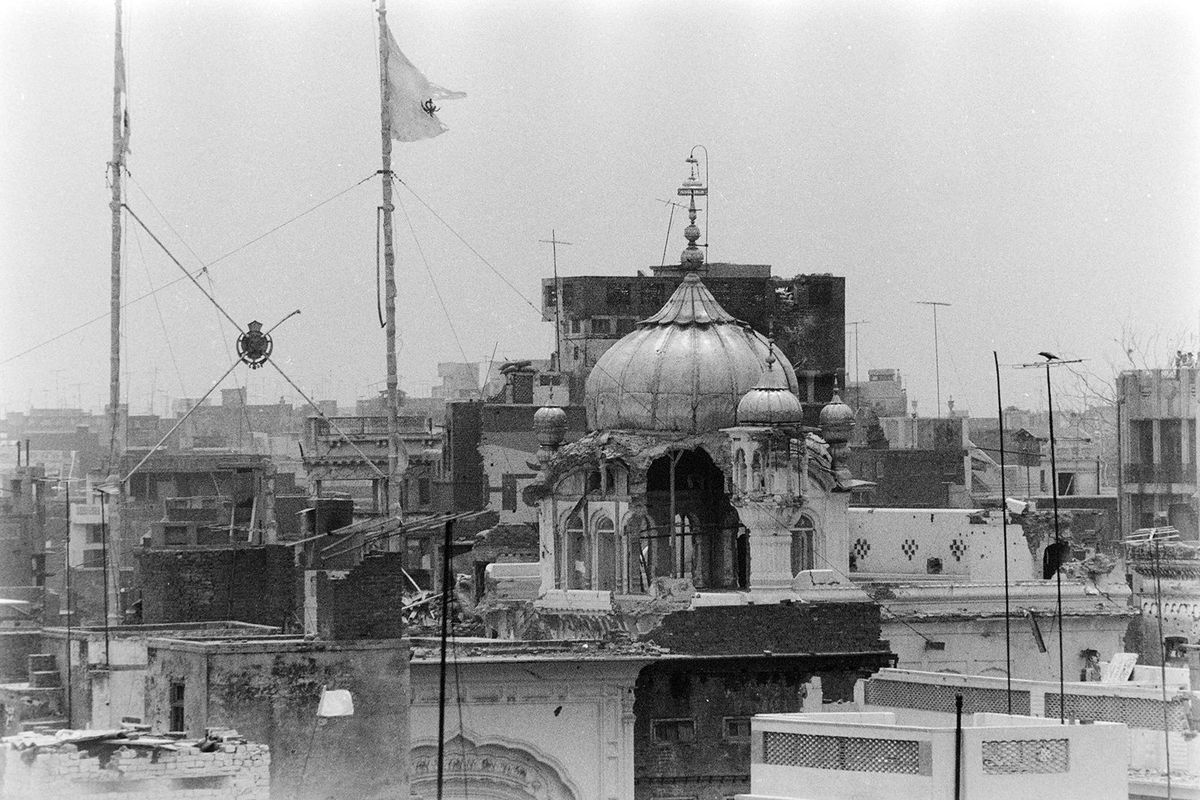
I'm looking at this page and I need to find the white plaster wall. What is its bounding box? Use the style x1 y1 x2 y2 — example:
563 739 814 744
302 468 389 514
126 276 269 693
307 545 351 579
479 443 539 523
849 509 1033 582
882 614 1131 681
88 637 148 728
409 659 643 800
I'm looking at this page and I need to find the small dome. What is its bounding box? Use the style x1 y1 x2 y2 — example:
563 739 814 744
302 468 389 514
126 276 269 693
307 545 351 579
586 273 798 432
533 405 568 446
736 357 804 425
819 393 855 443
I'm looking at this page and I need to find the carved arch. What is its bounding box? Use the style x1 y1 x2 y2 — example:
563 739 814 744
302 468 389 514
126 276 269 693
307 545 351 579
410 734 579 800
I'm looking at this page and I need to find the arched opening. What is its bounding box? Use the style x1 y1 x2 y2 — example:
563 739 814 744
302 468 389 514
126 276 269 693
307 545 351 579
642 448 740 591
594 513 616 591
751 451 763 491
734 449 747 492
565 510 588 589
410 735 578 800
790 515 816 576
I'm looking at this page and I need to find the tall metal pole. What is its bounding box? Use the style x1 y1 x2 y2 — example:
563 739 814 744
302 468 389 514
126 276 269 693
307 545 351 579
377 0 404 517
436 517 455 800
64 479 73 726
994 352 1012 712
105 0 126 629
1154 537 1173 799
1045 360 1065 722
916 301 950 416
107 0 124 465
846 321 869 409
538 232 573 377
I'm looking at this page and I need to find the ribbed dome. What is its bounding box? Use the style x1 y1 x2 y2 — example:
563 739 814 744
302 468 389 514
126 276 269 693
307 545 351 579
736 357 804 425
819 392 855 444
586 273 798 432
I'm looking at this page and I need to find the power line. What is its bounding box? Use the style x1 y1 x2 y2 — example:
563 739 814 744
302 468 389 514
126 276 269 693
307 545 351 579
2 172 376 366
394 176 541 315
395 194 473 377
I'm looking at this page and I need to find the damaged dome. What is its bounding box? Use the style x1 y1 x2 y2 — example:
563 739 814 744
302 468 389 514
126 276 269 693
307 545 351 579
585 273 798 433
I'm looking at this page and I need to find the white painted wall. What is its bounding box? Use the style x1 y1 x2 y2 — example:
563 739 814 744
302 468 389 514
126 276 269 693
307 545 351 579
409 656 645 800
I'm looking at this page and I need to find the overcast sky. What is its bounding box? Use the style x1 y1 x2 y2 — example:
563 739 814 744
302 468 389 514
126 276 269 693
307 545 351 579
2 0 1198 420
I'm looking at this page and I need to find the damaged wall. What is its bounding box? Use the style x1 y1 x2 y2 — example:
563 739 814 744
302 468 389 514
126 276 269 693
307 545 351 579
144 638 409 800
136 545 294 628
639 602 886 656
313 552 406 640
633 652 892 800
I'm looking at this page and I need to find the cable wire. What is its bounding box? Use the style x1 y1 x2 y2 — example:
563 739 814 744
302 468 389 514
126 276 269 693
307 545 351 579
2 172 376 365
396 194 472 370
394 176 541 314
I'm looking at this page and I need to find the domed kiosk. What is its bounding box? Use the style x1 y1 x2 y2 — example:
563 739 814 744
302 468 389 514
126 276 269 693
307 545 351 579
586 273 798 433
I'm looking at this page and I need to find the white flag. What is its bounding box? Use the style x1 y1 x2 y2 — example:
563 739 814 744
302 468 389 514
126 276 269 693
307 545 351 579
386 31 465 142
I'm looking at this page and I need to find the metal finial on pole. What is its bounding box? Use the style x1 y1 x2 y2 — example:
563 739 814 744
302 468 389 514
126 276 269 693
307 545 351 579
689 145 709 260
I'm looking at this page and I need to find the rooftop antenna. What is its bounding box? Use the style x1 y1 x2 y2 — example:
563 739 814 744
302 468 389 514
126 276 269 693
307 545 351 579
845 320 869 410
538 230 573 396
655 198 687 268
914 301 951 417
1014 352 1085 723
993 351 1013 712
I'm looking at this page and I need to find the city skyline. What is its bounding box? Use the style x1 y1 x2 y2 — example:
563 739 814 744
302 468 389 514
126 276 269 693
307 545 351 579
3 0 1198 418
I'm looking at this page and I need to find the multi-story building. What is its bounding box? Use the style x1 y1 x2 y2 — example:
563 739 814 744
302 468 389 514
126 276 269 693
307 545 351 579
847 368 908 417
1118 367 1198 539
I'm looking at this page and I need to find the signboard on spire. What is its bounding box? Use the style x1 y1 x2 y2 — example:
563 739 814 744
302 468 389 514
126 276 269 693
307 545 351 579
385 29 465 142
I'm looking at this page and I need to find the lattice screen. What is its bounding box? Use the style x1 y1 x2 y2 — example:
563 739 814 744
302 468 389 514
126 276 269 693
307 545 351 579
1045 693 1189 730
864 679 1031 715
981 738 1069 774
763 732 922 774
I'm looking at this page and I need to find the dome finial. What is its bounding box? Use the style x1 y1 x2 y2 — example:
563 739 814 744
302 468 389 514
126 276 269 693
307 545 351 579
678 152 707 271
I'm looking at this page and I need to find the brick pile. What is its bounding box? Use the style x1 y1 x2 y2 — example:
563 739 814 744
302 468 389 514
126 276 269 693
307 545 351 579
1 734 270 800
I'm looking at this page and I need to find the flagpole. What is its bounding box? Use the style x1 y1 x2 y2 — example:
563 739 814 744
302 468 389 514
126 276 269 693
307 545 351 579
105 0 125 627
377 0 404 518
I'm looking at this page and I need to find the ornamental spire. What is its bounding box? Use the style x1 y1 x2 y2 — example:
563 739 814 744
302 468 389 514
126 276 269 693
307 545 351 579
678 152 707 271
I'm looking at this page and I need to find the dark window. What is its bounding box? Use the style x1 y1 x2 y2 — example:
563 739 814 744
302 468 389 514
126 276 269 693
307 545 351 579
724 716 752 740
164 525 189 546
196 527 229 546
87 525 105 544
418 478 431 506
130 473 158 501
641 284 665 309
652 718 695 743
926 557 943 574
1057 472 1076 496
606 284 631 307
502 475 518 512
569 319 582 334
562 283 576 307
806 281 833 306
615 317 636 335
543 283 557 310
82 549 105 568
591 317 612 335
169 682 186 733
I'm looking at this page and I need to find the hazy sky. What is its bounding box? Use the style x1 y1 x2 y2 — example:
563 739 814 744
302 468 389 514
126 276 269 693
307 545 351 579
2 0 1198 419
